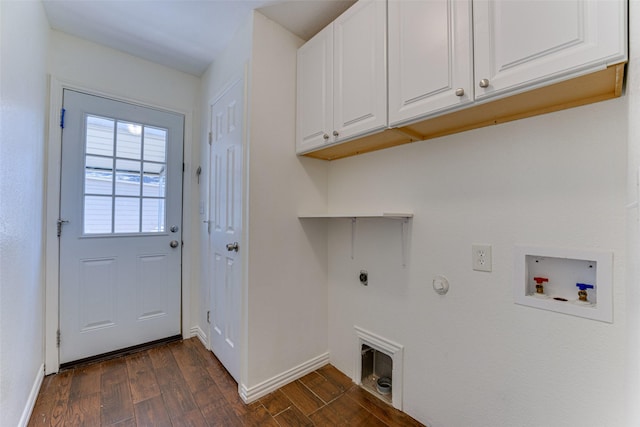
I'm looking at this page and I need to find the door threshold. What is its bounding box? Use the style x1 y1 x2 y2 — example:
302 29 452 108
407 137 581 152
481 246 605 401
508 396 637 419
60 334 182 371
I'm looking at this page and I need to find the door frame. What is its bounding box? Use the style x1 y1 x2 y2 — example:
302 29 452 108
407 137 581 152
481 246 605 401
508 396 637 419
44 76 195 374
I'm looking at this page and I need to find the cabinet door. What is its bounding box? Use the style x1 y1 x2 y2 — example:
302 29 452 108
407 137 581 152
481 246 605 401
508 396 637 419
473 0 627 100
296 24 334 154
333 0 387 142
388 0 473 126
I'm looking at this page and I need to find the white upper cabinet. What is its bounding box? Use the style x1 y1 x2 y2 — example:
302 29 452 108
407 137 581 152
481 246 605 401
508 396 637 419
296 0 387 154
333 0 387 141
388 0 473 126
298 0 627 160
473 0 627 100
296 25 333 153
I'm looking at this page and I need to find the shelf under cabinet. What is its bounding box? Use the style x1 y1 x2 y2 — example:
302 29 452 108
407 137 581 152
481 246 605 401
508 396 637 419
302 63 625 161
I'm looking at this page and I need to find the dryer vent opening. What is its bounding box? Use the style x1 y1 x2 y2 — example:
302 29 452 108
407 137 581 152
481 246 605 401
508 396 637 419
354 326 403 410
361 344 393 404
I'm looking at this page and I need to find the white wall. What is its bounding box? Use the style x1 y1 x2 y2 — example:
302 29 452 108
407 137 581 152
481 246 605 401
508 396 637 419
245 12 329 388
0 1 50 425
198 12 329 393
327 86 629 424
46 31 201 366
626 1 640 425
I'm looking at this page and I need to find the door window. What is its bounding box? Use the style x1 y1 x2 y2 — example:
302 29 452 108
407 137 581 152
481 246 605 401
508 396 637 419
83 114 168 234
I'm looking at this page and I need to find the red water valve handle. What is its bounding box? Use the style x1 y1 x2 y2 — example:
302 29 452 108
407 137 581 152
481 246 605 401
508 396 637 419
533 277 549 284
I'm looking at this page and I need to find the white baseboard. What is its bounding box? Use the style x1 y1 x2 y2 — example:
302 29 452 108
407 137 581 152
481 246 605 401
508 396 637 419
239 352 329 404
189 326 207 347
18 364 44 427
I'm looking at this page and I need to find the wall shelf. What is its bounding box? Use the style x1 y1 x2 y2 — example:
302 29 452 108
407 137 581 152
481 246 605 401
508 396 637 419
298 212 413 220
298 213 412 266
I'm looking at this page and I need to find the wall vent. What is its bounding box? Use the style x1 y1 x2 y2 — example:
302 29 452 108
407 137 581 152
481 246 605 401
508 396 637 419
354 326 404 410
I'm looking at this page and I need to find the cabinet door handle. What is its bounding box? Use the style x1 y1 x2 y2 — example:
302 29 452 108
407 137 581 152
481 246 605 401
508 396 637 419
323 133 329 140
455 88 465 97
479 79 490 88
333 130 339 137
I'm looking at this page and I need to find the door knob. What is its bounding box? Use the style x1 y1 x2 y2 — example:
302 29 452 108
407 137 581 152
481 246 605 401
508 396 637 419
479 79 490 88
226 242 239 252
170 240 179 248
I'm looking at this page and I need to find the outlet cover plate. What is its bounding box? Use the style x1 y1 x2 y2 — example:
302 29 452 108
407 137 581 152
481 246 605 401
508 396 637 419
472 244 492 272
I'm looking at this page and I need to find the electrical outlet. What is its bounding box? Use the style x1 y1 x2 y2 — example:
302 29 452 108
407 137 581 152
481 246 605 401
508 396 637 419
472 245 492 272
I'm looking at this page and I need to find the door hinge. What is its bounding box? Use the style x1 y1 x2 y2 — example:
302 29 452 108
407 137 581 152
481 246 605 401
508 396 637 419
60 108 66 129
207 311 210 324
56 218 69 237
56 330 61 348
208 131 213 145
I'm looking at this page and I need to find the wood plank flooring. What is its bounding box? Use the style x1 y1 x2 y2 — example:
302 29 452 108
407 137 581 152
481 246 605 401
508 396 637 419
28 338 424 426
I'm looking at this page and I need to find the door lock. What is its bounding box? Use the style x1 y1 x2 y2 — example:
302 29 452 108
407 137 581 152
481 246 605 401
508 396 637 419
226 242 239 252
170 225 179 233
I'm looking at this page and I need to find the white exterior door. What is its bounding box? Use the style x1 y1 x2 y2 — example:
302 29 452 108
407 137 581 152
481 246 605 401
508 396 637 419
388 0 473 126
473 0 627 100
333 0 387 141
207 76 244 382
59 90 184 364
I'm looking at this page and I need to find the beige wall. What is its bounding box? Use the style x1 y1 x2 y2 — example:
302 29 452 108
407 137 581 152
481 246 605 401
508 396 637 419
246 12 329 388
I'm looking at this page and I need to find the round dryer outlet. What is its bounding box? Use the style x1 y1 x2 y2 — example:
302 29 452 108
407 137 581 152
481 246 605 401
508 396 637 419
359 270 368 286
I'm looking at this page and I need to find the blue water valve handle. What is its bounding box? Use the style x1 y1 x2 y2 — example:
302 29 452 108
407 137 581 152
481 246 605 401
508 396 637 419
576 283 594 290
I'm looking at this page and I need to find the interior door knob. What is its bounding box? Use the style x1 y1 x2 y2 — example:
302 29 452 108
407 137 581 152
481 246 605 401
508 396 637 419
170 240 179 248
226 242 239 252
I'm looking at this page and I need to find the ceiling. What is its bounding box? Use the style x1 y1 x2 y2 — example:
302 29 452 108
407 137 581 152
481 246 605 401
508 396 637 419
42 0 356 76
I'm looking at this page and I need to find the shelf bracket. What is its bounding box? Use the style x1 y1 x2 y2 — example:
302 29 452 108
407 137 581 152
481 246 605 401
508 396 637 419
351 217 357 260
401 218 408 268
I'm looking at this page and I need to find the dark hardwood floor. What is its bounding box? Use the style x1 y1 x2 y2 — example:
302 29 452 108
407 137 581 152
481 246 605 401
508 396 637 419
28 338 424 426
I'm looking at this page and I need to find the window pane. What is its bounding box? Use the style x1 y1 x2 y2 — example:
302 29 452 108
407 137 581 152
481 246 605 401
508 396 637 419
142 198 165 232
144 127 167 163
84 196 112 234
115 159 141 196
85 156 113 195
116 121 142 159
143 162 166 197
114 197 140 233
86 116 114 156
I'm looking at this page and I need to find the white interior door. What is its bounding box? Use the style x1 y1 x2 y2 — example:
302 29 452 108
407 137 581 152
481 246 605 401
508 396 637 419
59 89 184 364
207 76 244 382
